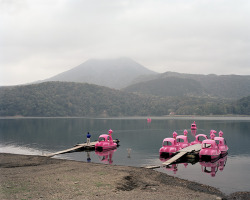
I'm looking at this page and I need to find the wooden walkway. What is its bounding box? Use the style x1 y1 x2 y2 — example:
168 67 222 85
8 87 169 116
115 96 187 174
45 141 97 157
144 143 202 169
45 139 120 157
162 144 201 166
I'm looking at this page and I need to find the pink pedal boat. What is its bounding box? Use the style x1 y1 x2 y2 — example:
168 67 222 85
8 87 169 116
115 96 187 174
191 121 197 130
95 132 118 152
159 132 181 157
214 131 228 155
176 130 190 149
199 139 221 162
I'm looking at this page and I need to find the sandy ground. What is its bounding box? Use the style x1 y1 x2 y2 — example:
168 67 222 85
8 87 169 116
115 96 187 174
0 153 249 200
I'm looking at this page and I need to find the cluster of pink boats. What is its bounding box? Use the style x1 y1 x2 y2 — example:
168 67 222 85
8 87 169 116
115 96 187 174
159 122 228 162
93 122 228 164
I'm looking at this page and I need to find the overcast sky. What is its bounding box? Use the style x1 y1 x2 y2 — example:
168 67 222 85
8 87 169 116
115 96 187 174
1 0 250 86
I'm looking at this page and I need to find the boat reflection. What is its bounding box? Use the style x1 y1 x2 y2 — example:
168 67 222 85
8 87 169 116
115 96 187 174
200 155 227 177
160 155 228 177
191 129 197 136
95 149 117 164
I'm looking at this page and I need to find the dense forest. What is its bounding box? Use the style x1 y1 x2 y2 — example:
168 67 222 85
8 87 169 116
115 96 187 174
123 73 250 100
123 77 206 97
0 82 249 117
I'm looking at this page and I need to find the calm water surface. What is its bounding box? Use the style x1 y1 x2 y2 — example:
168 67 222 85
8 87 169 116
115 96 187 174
1 117 250 195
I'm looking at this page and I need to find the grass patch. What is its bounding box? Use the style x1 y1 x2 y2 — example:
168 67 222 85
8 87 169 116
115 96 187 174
95 182 105 188
1 181 29 196
97 171 107 176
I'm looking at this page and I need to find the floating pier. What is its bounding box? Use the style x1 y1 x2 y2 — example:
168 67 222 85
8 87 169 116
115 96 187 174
45 139 119 157
145 143 202 169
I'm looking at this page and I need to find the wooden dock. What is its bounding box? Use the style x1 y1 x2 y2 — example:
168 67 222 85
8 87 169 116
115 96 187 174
45 141 97 157
162 144 201 166
45 139 119 157
144 143 202 169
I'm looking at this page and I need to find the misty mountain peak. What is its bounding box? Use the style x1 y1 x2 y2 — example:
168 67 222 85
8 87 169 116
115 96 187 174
45 58 157 89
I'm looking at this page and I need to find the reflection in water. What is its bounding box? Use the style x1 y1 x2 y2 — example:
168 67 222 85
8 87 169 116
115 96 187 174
200 155 227 177
86 151 91 162
191 130 197 136
165 163 178 174
127 148 132 158
147 118 151 123
95 149 117 164
160 154 228 177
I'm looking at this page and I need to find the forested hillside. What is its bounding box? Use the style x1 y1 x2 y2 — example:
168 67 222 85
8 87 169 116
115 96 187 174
125 72 250 99
0 82 172 117
0 82 249 117
231 96 250 115
123 77 206 97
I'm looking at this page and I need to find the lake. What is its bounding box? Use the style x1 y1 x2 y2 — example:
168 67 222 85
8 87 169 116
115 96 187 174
1 117 250 195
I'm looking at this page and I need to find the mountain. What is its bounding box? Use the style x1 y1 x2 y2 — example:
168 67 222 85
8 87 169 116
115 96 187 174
123 72 250 99
40 57 250 100
43 58 157 89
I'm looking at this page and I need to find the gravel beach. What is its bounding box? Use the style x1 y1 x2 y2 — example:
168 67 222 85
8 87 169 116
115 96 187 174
1 153 249 200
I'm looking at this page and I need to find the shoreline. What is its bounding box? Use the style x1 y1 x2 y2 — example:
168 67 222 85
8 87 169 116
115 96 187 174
1 153 250 200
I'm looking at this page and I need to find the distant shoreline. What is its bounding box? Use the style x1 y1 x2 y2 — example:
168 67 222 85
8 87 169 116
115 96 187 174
1 115 250 120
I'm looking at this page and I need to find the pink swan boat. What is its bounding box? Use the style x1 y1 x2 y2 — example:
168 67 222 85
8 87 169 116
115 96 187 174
199 139 221 161
190 134 208 145
95 130 118 151
214 131 228 155
191 121 197 130
159 132 181 157
147 118 152 123
176 130 190 149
